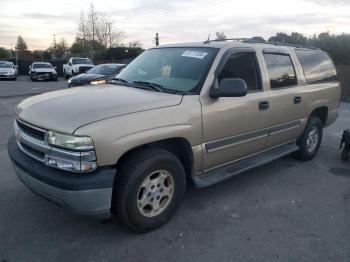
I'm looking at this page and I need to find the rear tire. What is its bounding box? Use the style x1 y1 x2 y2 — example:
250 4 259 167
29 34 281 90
341 147 350 162
113 148 186 232
294 116 323 161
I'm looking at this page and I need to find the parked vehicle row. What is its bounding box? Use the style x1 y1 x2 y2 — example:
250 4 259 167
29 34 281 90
0 61 18 80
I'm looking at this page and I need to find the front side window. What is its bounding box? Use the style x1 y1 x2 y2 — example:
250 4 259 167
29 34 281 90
264 53 297 89
117 47 217 94
295 49 337 84
218 52 262 92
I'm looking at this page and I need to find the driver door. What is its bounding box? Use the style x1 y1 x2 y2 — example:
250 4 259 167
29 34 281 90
200 49 270 171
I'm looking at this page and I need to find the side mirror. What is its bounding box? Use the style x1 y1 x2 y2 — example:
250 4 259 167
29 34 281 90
68 62 72 66
209 78 248 98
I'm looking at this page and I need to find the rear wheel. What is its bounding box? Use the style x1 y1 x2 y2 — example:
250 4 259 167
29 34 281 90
341 147 350 162
294 116 323 161
113 148 186 232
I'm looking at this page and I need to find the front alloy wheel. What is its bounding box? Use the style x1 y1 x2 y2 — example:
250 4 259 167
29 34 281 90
113 148 186 232
137 170 174 217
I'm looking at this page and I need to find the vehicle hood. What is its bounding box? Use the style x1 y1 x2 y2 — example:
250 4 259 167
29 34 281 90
33 68 56 73
16 84 183 134
70 73 106 84
0 68 14 73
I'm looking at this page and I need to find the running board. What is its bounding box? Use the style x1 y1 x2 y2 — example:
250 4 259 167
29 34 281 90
193 142 299 188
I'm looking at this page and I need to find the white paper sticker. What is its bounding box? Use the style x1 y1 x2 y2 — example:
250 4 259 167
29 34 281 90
182 50 208 59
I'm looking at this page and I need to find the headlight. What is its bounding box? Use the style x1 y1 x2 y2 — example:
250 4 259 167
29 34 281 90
68 78 72 83
47 131 94 151
90 80 106 85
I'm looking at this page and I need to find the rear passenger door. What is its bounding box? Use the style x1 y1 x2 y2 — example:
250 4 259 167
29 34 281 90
262 50 306 148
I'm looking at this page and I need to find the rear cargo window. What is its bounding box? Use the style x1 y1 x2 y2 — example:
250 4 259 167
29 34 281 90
295 50 337 84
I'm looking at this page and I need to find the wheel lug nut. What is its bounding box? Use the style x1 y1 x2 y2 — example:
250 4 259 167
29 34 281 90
159 188 163 193
156 196 160 200
147 192 151 197
157 183 160 187
151 185 155 189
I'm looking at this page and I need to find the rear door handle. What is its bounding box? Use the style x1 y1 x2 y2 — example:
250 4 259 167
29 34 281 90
259 101 269 111
294 96 302 104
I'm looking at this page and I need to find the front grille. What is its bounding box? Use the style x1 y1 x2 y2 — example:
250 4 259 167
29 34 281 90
79 66 92 73
20 142 45 160
16 120 45 141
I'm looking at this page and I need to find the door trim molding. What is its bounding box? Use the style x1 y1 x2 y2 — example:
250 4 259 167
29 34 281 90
204 120 301 153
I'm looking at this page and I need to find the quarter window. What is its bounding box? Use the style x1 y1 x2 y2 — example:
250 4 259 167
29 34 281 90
295 50 337 84
218 52 262 92
264 53 297 89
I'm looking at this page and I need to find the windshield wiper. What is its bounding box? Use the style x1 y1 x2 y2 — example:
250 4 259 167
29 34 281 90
132 81 164 92
108 78 130 86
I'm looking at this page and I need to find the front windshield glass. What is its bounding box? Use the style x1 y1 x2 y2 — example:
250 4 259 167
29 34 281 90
0 62 12 68
117 47 217 93
72 58 92 65
33 63 53 69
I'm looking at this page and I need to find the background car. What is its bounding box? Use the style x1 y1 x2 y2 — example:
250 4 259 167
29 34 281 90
68 63 126 87
0 61 17 80
29 62 58 82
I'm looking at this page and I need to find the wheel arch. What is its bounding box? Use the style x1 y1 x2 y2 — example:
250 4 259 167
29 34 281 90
115 137 194 181
310 106 328 126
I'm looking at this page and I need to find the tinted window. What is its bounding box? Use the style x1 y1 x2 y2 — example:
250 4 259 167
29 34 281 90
218 52 261 92
295 50 337 84
72 58 92 65
264 53 297 89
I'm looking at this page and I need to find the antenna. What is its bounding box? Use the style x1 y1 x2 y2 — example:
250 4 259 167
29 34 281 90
203 34 211 44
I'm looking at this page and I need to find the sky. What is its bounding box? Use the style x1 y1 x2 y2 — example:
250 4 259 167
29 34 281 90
1 0 350 50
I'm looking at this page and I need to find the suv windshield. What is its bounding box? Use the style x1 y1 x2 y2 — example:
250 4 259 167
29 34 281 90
0 63 12 68
117 47 217 94
72 58 92 65
33 63 53 69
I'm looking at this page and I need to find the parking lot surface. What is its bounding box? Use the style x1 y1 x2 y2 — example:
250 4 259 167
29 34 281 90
0 78 349 262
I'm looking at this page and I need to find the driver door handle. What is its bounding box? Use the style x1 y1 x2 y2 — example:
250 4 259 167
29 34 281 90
259 101 269 111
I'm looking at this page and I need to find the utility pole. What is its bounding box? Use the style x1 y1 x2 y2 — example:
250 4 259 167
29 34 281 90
153 33 159 46
91 5 95 61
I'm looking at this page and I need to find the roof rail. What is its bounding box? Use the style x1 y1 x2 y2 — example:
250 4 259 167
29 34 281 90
204 37 320 50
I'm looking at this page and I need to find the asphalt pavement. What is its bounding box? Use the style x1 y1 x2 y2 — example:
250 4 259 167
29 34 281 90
0 77 349 262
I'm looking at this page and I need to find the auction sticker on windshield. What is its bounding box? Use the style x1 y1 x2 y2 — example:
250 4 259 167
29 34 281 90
182 50 208 59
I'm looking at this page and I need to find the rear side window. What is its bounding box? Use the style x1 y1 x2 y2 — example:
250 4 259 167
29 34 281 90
264 53 297 89
295 50 337 84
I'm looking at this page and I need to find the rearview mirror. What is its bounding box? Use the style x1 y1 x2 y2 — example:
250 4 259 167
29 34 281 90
209 78 248 98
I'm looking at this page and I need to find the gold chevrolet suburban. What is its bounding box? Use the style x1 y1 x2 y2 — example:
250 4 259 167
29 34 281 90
8 39 341 231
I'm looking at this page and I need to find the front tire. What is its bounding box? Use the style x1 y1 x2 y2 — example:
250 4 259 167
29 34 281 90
113 148 186 232
294 116 323 161
64 70 68 79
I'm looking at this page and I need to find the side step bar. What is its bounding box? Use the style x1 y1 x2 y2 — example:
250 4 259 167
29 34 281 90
193 142 299 188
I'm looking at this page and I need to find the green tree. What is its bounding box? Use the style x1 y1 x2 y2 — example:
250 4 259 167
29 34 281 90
215 32 226 40
0 47 10 58
15 35 28 56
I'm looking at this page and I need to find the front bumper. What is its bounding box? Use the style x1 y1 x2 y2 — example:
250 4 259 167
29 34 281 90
31 73 58 81
0 74 16 79
8 135 115 218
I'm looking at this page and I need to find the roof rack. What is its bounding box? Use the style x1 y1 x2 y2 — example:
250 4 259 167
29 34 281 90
204 37 320 50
